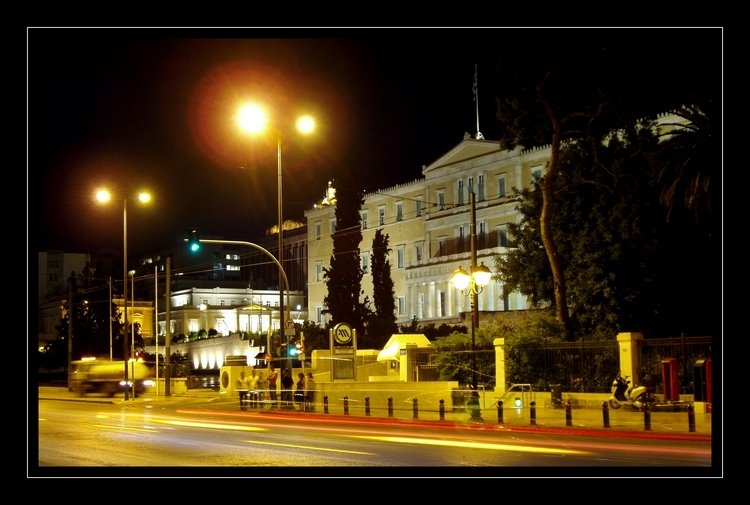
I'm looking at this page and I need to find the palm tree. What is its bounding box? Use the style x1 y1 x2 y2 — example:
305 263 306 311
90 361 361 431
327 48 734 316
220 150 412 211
655 104 716 224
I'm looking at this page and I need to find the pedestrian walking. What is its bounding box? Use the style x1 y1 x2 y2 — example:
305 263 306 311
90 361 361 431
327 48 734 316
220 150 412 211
305 372 316 412
294 372 306 411
281 368 294 409
236 371 250 411
267 364 279 409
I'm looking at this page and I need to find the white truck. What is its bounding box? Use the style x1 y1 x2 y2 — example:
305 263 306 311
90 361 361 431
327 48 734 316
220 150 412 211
69 359 154 397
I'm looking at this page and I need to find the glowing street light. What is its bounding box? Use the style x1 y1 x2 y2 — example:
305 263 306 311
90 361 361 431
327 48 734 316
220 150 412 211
95 188 152 401
236 102 316 362
451 191 491 390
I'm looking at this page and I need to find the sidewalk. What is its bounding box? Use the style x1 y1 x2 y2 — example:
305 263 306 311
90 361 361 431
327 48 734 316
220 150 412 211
38 386 712 440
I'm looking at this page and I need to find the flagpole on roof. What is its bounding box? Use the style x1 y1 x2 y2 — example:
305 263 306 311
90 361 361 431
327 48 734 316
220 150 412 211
474 64 484 140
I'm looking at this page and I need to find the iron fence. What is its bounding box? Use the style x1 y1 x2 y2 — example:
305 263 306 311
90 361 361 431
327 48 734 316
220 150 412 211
504 336 712 394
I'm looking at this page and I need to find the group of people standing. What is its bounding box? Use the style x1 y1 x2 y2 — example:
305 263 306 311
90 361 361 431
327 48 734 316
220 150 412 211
237 364 315 412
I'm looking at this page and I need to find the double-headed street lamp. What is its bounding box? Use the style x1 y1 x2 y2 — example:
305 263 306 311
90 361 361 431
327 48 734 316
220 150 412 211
451 191 492 390
236 103 315 352
95 188 152 401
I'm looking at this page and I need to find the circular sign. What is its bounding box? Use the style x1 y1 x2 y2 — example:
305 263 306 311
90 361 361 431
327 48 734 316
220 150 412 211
285 319 295 329
333 322 353 345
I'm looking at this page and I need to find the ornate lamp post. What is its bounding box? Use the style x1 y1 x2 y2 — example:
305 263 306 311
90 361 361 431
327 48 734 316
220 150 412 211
451 191 491 390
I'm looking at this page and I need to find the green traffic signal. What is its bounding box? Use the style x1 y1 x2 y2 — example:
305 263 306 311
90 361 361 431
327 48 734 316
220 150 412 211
187 228 201 252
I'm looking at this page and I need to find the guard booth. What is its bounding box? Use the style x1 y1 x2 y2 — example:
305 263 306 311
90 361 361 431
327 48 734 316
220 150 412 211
693 358 712 413
660 357 680 401
219 355 251 394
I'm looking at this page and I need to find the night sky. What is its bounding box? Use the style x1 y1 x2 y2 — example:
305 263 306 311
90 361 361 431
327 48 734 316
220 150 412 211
28 27 722 258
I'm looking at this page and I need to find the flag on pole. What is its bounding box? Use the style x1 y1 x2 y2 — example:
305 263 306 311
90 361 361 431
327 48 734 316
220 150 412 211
472 64 478 102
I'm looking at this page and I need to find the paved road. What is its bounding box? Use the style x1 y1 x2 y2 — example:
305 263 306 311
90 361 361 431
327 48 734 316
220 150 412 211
37 386 712 439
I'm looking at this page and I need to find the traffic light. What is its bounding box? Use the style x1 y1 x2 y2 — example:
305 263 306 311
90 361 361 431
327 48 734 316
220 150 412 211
187 228 201 253
288 339 299 357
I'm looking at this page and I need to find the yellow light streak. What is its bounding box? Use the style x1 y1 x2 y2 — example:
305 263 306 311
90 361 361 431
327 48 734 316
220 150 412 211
93 424 160 434
350 435 588 456
244 440 372 455
153 419 266 432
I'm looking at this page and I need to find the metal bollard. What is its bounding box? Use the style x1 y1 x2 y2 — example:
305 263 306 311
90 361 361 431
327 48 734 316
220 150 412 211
365 397 371 416
497 400 504 424
343 396 349 415
388 397 394 417
643 402 651 431
439 399 445 420
688 403 696 432
530 400 537 425
413 398 419 419
602 401 610 428
565 400 572 427
323 395 329 414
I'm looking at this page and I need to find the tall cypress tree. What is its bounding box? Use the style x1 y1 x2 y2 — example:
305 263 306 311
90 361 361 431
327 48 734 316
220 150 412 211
322 177 369 333
367 229 397 349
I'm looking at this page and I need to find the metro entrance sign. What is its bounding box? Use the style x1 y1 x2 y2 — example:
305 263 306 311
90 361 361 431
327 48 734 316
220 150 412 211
330 322 356 381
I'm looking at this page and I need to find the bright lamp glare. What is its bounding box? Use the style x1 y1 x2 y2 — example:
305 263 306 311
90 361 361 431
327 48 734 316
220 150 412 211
296 115 315 134
237 104 267 134
95 189 112 204
451 267 471 291
137 192 151 204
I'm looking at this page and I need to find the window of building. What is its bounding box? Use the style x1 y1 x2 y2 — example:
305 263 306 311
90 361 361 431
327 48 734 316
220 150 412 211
330 218 337 235
361 210 368 229
378 206 385 226
316 306 323 324
315 261 323 282
457 224 466 241
479 221 486 236
398 296 405 316
361 252 370 274
315 222 321 240
468 176 474 199
498 224 509 247
457 179 464 206
226 264 240 271
438 237 447 256
396 201 403 221
438 291 445 318
532 165 544 181
397 245 405 268
478 174 485 201
415 242 423 262
415 197 423 217
437 190 445 210
497 174 506 198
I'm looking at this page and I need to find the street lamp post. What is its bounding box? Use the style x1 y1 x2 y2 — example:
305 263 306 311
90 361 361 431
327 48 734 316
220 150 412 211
451 192 492 390
95 188 151 401
122 198 129 400
237 104 315 364
130 269 136 399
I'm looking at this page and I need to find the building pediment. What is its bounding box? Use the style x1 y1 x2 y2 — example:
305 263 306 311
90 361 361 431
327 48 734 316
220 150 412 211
422 138 503 175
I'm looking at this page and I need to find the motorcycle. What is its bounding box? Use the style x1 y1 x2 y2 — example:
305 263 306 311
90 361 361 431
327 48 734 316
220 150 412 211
608 373 655 410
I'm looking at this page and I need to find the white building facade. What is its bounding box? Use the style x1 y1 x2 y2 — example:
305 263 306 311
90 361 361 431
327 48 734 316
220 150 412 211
305 136 552 327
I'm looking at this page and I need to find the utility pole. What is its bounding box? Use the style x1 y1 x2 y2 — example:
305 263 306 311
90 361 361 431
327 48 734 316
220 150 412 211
165 256 171 397
67 272 75 390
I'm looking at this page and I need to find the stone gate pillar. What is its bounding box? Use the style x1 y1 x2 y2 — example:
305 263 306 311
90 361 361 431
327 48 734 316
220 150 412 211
616 332 643 386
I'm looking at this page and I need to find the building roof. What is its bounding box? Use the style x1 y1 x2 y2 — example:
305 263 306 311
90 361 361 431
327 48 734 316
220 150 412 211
376 334 433 362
